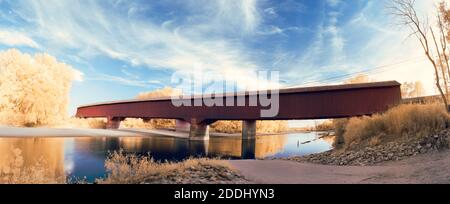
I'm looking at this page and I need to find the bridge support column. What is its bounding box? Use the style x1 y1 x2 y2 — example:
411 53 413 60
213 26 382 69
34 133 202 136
241 120 256 159
241 139 256 159
106 117 124 129
176 119 191 132
189 119 210 141
242 120 256 139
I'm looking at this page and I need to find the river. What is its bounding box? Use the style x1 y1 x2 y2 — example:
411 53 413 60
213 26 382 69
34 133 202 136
0 132 333 182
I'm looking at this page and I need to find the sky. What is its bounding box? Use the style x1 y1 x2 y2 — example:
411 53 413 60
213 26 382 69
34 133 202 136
0 0 442 117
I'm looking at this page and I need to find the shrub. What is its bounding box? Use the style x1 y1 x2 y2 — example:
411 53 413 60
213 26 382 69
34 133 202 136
97 151 230 184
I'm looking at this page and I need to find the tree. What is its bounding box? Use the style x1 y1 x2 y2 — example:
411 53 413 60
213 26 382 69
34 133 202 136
389 0 450 111
136 87 182 100
0 49 78 126
344 74 372 84
401 81 425 98
440 2 450 41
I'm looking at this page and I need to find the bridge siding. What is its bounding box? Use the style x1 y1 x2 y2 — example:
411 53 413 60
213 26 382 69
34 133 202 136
76 82 401 122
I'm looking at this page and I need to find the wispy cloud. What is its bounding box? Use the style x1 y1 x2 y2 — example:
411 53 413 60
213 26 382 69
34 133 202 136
87 73 161 88
0 30 39 48
327 0 341 7
279 0 440 96
0 0 442 96
5 0 281 90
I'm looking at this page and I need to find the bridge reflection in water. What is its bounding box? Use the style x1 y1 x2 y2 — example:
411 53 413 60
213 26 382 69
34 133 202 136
0 133 331 181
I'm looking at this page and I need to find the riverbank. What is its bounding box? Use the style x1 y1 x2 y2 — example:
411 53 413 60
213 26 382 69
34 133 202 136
0 126 146 137
0 126 234 138
0 125 310 138
285 129 450 166
229 150 450 184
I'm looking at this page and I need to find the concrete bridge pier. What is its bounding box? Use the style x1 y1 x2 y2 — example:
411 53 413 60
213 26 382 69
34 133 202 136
106 117 124 129
241 139 256 159
175 119 191 132
242 120 257 139
241 120 257 159
189 119 211 141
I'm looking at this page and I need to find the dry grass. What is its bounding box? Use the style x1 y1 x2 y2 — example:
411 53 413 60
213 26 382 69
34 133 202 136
335 103 450 150
315 120 334 131
210 121 243 134
0 148 65 184
97 151 231 184
120 118 153 129
149 119 176 129
210 120 288 134
64 117 107 129
120 118 176 129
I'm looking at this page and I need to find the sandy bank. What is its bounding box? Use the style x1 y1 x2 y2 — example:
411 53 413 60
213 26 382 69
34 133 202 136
0 126 196 138
0 126 303 138
229 150 450 184
0 126 240 138
0 126 147 137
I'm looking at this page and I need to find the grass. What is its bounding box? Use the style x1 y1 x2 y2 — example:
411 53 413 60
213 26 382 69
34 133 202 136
97 151 233 184
65 117 107 129
334 103 450 150
210 120 288 134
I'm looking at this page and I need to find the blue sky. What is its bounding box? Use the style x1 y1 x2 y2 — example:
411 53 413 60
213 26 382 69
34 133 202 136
0 0 440 116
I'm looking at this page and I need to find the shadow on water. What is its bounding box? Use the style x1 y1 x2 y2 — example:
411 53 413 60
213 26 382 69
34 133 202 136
0 132 333 182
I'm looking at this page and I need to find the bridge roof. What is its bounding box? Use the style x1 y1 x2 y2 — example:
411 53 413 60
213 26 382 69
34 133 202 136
78 81 400 108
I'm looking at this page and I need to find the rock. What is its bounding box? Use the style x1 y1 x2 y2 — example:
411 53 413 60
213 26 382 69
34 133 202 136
284 129 450 167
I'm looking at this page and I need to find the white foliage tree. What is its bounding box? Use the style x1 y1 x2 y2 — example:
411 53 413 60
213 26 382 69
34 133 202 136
0 49 79 126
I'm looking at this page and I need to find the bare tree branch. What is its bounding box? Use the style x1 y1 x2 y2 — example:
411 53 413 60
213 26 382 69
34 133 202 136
389 0 449 110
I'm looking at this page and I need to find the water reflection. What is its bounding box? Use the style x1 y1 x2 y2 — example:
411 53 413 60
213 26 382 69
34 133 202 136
0 138 65 182
0 132 333 182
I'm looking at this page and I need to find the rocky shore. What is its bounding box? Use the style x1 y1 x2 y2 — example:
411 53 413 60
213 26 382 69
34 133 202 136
286 129 450 166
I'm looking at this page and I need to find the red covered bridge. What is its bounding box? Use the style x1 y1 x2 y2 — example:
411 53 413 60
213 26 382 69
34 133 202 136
76 81 401 140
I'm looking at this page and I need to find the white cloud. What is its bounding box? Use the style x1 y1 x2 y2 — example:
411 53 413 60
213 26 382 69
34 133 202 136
7 0 279 90
257 25 305 36
264 7 277 16
241 0 260 32
327 0 341 7
258 25 284 35
88 73 161 88
72 69 84 82
0 30 39 48
283 0 440 97
358 0 439 95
